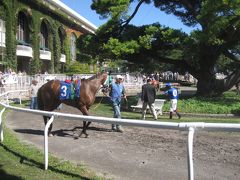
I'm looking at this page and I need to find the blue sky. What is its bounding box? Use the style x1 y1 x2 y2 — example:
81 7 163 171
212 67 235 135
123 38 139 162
61 0 198 34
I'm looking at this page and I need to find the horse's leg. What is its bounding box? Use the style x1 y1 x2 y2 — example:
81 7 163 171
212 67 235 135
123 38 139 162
78 106 91 138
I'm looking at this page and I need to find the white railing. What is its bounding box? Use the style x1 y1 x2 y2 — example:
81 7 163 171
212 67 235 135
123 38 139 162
16 45 33 58
40 50 51 60
0 90 240 180
60 54 66 63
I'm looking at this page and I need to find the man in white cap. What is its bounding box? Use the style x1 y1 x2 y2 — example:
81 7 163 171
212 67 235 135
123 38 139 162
104 74 127 132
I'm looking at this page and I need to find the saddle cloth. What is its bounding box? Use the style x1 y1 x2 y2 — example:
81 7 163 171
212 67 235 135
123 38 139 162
59 80 81 100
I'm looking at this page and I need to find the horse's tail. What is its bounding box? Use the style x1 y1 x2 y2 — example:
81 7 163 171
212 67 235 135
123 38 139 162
37 86 44 110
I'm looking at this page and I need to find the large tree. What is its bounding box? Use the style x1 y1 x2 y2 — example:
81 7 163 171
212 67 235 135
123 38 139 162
79 0 240 96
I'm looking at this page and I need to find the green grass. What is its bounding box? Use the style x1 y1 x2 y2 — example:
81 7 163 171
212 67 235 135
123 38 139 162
0 111 104 180
126 90 240 115
1 90 240 179
90 102 240 123
175 91 240 114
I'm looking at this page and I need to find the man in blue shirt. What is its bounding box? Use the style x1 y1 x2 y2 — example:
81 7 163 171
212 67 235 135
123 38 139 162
165 83 181 119
104 74 127 132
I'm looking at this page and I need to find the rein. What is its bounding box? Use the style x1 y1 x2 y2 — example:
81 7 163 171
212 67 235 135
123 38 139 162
92 96 104 110
92 84 108 110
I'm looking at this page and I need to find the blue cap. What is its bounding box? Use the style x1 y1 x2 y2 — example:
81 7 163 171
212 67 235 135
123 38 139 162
166 83 171 87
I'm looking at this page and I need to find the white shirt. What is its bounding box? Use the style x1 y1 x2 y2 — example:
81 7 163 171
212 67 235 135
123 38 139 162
30 84 39 97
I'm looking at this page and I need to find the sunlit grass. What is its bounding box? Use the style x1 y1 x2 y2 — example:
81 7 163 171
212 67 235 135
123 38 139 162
0 109 105 180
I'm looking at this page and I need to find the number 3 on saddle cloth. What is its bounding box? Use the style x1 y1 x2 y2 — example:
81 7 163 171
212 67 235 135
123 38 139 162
59 80 81 100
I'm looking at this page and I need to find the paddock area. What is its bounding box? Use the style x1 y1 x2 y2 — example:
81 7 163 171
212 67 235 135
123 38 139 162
6 104 240 180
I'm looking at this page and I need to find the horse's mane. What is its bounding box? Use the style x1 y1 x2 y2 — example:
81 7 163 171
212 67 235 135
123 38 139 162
87 72 105 81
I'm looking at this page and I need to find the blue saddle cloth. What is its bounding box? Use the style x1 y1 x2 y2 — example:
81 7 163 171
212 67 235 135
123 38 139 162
59 80 81 100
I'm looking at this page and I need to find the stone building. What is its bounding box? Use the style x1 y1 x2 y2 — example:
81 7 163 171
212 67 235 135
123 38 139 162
0 0 97 74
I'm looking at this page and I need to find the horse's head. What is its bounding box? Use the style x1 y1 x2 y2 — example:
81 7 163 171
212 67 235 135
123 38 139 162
99 72 108 85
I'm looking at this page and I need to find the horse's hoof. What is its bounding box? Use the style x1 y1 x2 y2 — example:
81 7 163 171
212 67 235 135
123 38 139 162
74 136 79 140
48 133 53 137
84 134 89 138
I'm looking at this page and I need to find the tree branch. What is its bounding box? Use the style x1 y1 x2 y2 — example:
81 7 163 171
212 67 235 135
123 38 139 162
223 50 240 63
180 0 199 18
119 0 145 34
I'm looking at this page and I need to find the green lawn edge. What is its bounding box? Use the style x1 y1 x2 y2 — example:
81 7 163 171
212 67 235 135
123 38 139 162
0 110 105 180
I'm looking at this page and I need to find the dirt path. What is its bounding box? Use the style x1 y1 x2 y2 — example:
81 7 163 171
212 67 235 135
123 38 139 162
6 105 240 180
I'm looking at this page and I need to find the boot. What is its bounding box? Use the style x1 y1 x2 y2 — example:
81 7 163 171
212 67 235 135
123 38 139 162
176 110 181 119
176 112 181 119
169 112 173 119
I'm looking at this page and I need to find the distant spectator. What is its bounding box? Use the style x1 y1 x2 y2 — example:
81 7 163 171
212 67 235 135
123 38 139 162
18 71 23 76
105 71 113 86
0 77 4 87
29 80 39 109
126 72 130 83
236 82 240 95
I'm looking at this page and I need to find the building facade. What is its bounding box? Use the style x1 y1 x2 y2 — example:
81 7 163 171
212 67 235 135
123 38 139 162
0 0 97 74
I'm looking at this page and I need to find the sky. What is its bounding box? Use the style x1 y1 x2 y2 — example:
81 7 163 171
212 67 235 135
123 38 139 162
60 0 198 34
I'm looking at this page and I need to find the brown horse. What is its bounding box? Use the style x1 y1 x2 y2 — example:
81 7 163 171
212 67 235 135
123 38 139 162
37 72 108 138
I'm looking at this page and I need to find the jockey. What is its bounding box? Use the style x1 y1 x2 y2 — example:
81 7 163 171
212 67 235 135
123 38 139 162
164 83 181 119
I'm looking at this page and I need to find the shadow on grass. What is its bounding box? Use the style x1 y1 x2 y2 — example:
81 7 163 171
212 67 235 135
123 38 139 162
0 143 91 180
0 165 23 179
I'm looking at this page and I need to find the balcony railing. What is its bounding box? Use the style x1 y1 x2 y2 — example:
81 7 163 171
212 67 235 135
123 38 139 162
40 49 51 60
60 54 66 63
16 45 33 58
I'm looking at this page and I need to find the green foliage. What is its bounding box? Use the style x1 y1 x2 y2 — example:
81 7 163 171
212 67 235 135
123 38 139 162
66 61 92 74
4 2 17 70
91 0 130 19
88 0 240 96
162 91 240 114
52 24 61 73
103 38 140 57
1 0 89 74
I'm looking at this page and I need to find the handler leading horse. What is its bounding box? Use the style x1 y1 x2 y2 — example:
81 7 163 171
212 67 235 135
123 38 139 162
37 72 108 138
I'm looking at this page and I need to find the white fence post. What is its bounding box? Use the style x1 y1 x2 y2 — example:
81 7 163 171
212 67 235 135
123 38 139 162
44 115 55 170
187 127 195 180
6 94 9 105
0 108 6 142
19 92 22 105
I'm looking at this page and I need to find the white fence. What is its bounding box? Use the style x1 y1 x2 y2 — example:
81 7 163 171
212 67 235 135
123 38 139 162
0 73 145 95
0 90 240 180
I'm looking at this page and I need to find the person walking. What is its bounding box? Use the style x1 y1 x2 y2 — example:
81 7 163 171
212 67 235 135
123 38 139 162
236 82 240 95
141 79 158 120
104 75 127 132
29 80 39 109
106 70 113 85
164 83 181 119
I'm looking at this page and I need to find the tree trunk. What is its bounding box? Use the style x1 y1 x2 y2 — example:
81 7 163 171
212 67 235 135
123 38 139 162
196 66 240 97
193 44 240 97
196 70 216 96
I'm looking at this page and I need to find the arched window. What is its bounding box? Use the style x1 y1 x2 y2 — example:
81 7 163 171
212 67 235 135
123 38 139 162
40 21 49 50
70 33 76 60
16 12 29 44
